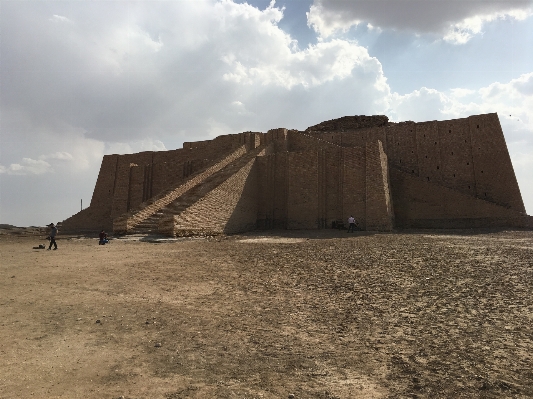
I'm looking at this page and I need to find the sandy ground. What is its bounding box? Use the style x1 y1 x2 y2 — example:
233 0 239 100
1 228 532 399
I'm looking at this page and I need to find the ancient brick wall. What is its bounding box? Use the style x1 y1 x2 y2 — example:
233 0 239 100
262 128 288 152
436 118 475 196
89 154 119 211
110 152 154 219
469 114 525 212
128 165 145 211
384 113 525 214
306 115 389 132
322 147 344 226
342 146 366 229
62 113 527 234
256 152 289 229
287 151 319 229
390 167 524 228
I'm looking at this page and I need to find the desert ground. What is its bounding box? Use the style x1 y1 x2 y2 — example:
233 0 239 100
0 227 532 399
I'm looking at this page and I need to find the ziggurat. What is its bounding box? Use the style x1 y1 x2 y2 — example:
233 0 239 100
62 113 531 235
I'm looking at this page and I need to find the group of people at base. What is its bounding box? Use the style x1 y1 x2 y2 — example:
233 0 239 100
48 217 358 247
45 224 110 248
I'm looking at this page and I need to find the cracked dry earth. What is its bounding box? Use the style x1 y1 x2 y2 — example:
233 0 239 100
1 229 532 398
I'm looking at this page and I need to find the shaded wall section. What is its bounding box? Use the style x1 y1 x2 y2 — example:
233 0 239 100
365 141 394 231
390 168 524 228
256 152 289 229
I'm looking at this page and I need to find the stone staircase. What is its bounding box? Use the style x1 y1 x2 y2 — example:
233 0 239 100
170 157 258 236
113 145 264 234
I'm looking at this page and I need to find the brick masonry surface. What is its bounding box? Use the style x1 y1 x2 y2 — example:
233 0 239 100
60 113 530 235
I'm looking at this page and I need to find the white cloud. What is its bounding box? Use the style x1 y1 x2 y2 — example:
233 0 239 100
444 8 533 44
50 14 73 24
307 0 533 43
0 158 52 175
389 87 453 122
39 152 74 161
223 38 380 89
449 88 476 98
105 139 167 155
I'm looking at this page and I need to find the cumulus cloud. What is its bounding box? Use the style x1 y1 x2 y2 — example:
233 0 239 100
222 38 381 89
0 158 53 175
1 0 388 146
307 0 533 43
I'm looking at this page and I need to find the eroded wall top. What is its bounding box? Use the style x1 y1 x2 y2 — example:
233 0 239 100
306 115 389 132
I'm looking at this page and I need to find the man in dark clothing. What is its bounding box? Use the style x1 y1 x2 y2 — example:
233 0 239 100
48 223 58 250
99 230 109 245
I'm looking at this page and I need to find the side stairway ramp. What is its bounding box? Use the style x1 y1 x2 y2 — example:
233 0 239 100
113 145 265 234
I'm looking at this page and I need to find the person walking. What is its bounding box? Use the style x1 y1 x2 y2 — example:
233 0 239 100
347 215 356 233
47 223 58 250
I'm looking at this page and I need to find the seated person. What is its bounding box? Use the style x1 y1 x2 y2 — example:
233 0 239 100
99 230 109 245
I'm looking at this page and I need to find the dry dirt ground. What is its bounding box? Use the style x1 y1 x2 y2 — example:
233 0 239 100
1 228 532 399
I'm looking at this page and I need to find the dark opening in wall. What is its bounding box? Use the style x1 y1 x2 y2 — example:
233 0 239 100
412 170 415 173
425 155 428 158
451 151 454 155
427 177 430 181
412 150 414 153
481 170 484 173
435 142 437 145
410 130 413 132
424 134 426 137
467 162 470 165
485 192 487 196
453 174 456 177
477 125 479 128
465 140 467 143
437 166 439 170
468 185 471 189
449 130 451 133
399 159 402 164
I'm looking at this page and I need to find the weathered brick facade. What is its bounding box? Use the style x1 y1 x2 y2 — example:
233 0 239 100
61 113 531 235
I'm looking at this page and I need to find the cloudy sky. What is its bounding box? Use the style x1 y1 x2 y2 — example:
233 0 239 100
1 0 532 227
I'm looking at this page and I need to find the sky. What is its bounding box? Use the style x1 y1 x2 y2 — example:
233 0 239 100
1 0 532 227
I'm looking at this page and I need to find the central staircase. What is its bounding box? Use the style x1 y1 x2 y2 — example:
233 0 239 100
113 145 264 235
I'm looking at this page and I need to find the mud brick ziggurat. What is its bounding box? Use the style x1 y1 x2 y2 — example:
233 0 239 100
62 113 532 235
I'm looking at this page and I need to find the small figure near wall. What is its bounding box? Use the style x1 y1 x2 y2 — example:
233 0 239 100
347 215 357 233
99 230 109 245
47 223 58 250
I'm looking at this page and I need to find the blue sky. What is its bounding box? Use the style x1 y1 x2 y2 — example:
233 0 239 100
1 0 532 226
